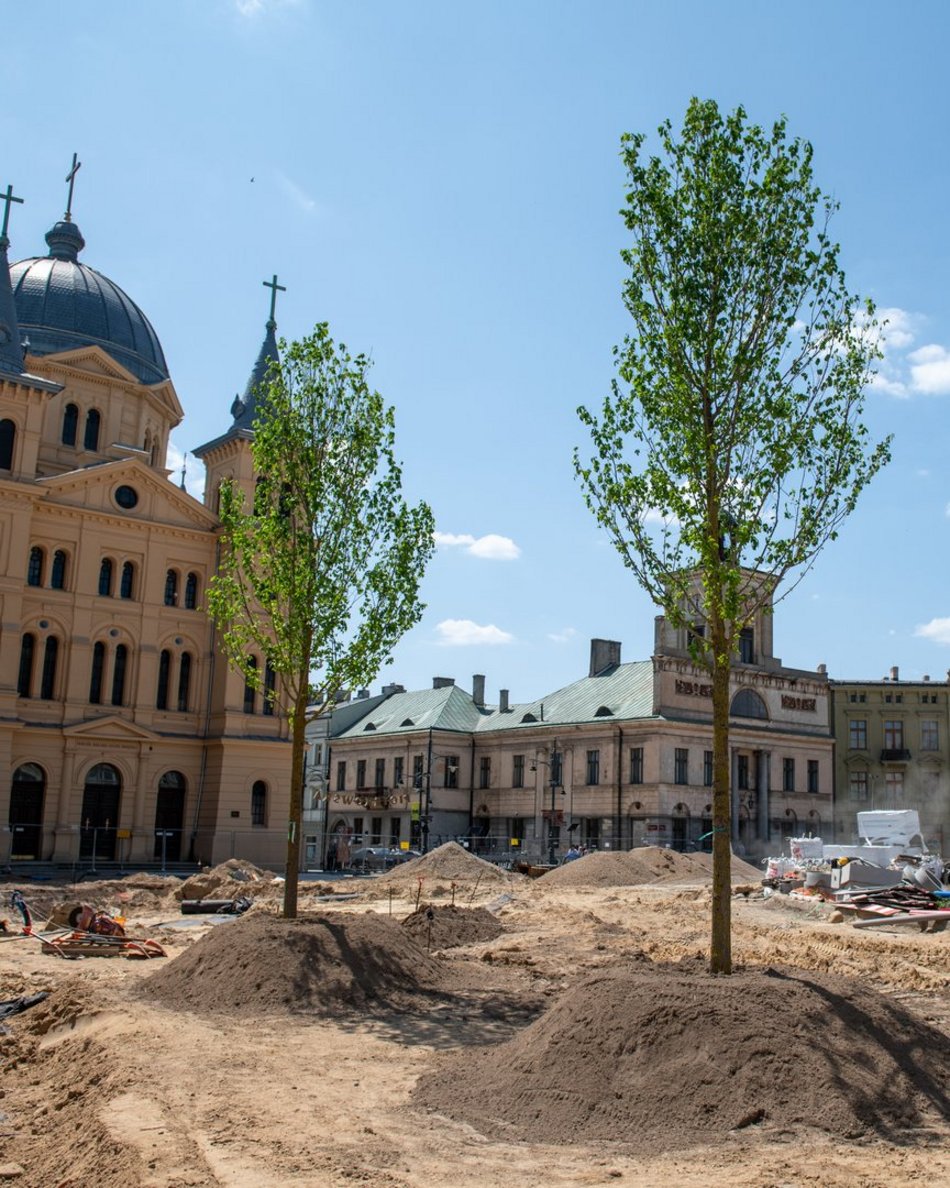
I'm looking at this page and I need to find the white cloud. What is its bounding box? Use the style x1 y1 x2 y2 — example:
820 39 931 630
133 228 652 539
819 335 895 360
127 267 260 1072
876 307 918 351
434 531 521 560
434 619 514 646
234 0 302 17
868 372 909 399
548 627 577 643
909 344 950 395
915 617 950 644
276 171 318 215
166 439 206 502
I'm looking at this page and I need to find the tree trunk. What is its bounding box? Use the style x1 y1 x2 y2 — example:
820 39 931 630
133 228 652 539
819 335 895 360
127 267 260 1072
709 619 732 974
282 685 309 920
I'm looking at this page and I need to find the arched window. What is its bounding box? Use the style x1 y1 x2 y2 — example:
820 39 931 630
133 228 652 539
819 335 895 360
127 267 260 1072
51 550 67 590
0 418 15 469
184 572 198 609
177 652 192 712
89 641 105 704
111 644 128 706
40 637 58 700
83 408 101 451
243 657 258 714
27 546 44 587
156 649 171 710
164 569 178 606
98 558 114 597
251 780 267 826
17 633 35 697
730 688 769 720
120 561 135 599
61 403 78 446
263 660 276 716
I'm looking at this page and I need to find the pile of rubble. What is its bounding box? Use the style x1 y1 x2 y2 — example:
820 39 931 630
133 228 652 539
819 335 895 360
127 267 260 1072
762 811 949 931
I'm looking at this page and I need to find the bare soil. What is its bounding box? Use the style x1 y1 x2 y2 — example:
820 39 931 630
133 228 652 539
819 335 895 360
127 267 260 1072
1 850 948 1187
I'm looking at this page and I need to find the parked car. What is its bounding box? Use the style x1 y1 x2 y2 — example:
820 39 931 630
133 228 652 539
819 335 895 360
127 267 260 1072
348 846 422 872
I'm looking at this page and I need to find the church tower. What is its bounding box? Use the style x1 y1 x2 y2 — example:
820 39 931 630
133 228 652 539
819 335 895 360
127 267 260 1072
192 274 284 514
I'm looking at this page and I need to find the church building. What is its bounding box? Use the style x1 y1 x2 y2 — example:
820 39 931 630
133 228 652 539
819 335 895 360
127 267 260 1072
0 167 292 870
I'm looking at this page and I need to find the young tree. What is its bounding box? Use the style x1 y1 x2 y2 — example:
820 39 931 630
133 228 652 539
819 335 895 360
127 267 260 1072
574 99 891 974
207 324 435 919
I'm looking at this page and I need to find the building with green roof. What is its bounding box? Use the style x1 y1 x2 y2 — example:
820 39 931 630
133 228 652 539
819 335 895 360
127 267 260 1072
317 589 833 865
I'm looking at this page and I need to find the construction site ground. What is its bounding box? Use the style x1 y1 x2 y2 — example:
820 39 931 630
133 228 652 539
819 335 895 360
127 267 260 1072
0 845 947 1188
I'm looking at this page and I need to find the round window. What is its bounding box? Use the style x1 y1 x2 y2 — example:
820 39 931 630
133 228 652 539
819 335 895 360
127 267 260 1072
114 485 139 510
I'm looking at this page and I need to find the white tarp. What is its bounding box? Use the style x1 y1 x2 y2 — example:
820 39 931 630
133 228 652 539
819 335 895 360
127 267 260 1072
855 810 922 845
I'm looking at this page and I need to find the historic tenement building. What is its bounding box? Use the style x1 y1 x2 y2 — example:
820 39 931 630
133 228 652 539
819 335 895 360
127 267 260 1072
0 173 291 869
829 668 949 853
323 576 834 863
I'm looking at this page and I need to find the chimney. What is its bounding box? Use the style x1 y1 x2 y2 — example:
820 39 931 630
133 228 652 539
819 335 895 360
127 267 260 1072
499 689 510 713
472 674 486 707
589 638 621 677
433 676 455 689
923 674 931 682
382 683 405 696
817 663 827 675
890 665 899 682
335 689 351 704
356 688 370 700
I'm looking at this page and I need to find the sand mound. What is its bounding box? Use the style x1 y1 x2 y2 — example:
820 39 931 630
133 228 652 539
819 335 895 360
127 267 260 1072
541 846 760 887
416 963 950 1151
175 857 278 902
402 905 505 950
140 911 452 1016
380 842 520 887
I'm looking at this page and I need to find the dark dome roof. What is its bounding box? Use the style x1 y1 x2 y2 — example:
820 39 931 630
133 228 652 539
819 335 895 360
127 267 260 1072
10 219 168 385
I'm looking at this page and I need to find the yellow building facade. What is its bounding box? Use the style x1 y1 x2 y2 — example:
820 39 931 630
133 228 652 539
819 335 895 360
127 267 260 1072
1 184 291 870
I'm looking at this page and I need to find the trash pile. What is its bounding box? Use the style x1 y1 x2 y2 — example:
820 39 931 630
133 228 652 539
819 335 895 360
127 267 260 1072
763 811 949 930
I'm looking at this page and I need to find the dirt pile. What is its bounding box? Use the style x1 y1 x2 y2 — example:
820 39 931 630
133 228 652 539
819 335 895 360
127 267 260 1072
175 857 278 902
140 911 453 1016
380 842 521 888
541 846 760 888
416 963 950 1151
402 905 505 950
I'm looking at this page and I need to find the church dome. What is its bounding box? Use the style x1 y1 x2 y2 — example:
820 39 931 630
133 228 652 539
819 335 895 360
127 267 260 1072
10 219 169 385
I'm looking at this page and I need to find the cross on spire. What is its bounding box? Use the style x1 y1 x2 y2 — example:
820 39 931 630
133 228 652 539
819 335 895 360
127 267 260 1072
64 152 82 220
262 273 286 325
0 182 24 243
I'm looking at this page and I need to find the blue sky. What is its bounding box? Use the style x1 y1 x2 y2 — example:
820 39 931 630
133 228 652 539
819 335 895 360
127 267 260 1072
6 0 950 701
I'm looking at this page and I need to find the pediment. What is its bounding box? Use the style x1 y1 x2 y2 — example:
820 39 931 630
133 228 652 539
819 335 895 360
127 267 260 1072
27 346 184 424
36 457 217 529
65 715 162 742
32 344 139 383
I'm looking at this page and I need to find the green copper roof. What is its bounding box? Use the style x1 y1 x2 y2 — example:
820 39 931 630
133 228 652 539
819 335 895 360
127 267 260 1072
335 661 658 740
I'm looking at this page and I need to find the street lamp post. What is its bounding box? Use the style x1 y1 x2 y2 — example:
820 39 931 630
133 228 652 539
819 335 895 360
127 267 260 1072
532 743 563 866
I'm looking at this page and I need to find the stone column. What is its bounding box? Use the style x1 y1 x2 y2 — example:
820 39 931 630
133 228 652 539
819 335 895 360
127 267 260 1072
757 750 771 842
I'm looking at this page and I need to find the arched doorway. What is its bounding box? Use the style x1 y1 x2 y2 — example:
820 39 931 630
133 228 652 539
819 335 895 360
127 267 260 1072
154 771 186 862
80 763 121 860
9 763 45 859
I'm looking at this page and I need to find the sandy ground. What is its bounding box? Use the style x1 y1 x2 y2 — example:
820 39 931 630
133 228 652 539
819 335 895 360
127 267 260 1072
0 855 948 1188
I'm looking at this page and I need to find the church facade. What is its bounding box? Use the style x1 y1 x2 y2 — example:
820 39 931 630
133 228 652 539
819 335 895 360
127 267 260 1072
0 174 292 870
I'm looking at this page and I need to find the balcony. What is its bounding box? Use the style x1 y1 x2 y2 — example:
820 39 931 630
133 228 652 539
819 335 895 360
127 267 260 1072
879 749 911 763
